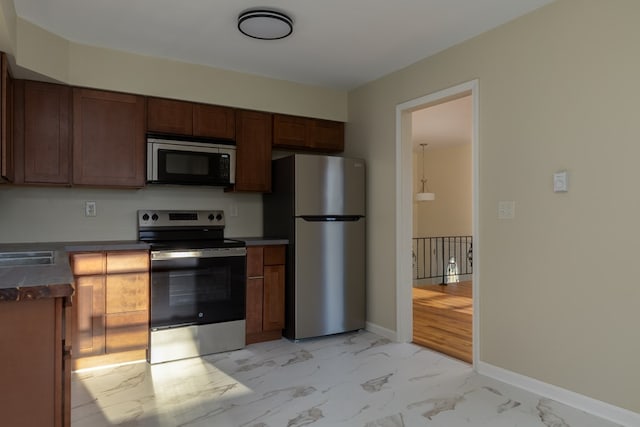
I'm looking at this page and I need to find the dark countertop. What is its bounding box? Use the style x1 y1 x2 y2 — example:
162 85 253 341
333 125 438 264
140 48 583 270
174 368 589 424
232 237 289 246
0 239 288 300
0 241 149 301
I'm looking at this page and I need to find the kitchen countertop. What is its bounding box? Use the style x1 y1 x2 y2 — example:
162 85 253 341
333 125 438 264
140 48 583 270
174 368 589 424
0 239 288 300
233 237 289 246
0 241 149 301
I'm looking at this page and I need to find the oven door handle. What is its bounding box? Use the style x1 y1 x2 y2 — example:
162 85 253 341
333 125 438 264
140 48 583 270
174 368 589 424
151 247 247 260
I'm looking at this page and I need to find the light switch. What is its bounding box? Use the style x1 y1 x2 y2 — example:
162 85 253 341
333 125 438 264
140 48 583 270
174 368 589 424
553 171 568 192
498 201 515 219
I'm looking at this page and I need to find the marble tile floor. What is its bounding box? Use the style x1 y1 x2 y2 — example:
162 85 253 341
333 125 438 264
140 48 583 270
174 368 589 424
72 330 621 427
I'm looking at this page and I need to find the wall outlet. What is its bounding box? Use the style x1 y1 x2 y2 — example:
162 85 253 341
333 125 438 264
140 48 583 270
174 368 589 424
85 201 97 217
230 204 238 217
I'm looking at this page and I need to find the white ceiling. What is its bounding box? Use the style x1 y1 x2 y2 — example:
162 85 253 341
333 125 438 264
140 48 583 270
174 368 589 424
13 0 554 90
412 95 472 150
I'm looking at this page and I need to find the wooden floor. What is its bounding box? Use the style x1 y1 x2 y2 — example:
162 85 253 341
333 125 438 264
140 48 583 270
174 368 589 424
412 280 472 363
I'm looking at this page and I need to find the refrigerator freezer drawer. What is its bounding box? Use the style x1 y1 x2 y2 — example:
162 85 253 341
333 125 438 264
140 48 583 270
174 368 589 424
292 217 365 339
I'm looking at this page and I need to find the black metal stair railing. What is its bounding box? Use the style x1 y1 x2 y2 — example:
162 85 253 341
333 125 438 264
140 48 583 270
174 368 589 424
412 236 473 284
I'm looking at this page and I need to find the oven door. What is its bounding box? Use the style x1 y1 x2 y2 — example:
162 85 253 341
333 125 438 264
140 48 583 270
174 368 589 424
150 247 246 329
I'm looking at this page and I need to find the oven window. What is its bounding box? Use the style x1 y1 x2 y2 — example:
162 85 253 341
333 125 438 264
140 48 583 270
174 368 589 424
150 255 245 329
168 268 231 307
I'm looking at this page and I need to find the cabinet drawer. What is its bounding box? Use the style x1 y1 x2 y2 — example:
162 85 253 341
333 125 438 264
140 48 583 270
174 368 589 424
247 246 264 278
105 311 149 353
70 252 105 275
106 272 149 314
106 251 149 274
264 245 285 265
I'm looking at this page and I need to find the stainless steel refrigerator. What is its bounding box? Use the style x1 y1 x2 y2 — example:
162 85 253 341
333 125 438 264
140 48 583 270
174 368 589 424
263 154 366 340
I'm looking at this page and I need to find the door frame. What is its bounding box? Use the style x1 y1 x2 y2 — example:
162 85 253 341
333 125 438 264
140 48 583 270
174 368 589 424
395 79 479 366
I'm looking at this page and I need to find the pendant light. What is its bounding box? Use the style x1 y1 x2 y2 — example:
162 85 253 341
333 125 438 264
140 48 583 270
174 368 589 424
416 143 435 201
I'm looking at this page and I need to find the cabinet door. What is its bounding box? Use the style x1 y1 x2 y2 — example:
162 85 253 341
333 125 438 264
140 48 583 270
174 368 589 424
73 274 106 358
73 88 145 187
193 104 235 139
273 114 307 149
19 81 71 184
0 298 60 427
246 278 264 335
105 272 149 313
309 119 344 152
273 114 344 153
105 251 149 313
234 110 272 192
263 265 285 331
105 311 149 353
105 251 149 352
1 52 13 182
147 97 193 135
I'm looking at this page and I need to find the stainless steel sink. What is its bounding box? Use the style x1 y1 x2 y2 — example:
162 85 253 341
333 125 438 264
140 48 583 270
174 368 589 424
0 251 55 267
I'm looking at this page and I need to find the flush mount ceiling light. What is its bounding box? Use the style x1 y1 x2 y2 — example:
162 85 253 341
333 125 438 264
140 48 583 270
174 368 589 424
238 9 293 40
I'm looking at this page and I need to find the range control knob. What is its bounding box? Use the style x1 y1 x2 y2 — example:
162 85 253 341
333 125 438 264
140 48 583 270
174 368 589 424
216 213 223 221
142 213 149 221
151 213 159 221
208 214 215 221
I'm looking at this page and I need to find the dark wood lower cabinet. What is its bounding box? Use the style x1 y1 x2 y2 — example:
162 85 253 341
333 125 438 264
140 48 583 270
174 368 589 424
246 245 286 344
70 250 149 370
0 297 71 427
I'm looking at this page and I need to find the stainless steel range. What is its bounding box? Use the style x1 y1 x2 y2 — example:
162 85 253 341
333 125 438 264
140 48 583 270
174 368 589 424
137 210 246 364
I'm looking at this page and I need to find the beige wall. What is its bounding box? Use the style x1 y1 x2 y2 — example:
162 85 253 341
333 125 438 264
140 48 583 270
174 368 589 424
0 186 262 243
8 17 348 121
347 0 640 413
413 144 472 237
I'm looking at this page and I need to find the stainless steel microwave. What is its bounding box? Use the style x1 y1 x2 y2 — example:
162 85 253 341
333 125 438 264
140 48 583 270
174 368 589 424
147 137 236 185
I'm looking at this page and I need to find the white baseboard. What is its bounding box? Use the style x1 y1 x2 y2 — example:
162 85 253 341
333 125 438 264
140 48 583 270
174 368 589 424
365 322 397 341
478 361 640 427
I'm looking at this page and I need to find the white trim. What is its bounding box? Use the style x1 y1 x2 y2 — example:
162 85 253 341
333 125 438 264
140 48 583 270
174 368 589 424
365 321 397 341
395 80 480 368
478 362 640 427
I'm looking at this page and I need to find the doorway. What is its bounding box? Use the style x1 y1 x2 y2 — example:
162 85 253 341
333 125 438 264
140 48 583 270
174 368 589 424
411 97 473 363
395 80 479 366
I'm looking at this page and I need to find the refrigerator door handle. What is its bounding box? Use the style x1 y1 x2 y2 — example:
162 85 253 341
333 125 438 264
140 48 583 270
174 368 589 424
299 215 363 222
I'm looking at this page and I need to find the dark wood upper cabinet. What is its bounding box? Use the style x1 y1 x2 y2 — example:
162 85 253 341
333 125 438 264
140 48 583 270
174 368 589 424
1 52 14 182
272 114 307 148
13 80 71 185
234 110 272 192
309 119 344 151
193 103 235 139
147 97 193 135
147 97 235 140
73 88 146 187
273 113 344 152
